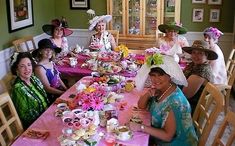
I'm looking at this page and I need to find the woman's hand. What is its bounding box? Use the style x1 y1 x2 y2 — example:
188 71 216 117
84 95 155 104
129 122 142 132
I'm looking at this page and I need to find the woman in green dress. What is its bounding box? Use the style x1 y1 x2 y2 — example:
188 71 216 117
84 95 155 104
11 52 49 129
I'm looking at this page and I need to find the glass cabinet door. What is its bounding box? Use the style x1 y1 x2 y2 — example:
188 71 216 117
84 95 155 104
110 0 123 34
145 0 158 35
127 0 141 35
163 0 176 23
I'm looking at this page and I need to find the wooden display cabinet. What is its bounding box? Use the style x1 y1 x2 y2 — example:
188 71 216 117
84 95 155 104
107 0 181 50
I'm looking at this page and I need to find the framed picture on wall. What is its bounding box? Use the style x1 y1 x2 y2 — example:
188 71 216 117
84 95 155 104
208 0 222 5
209 9 220 22
70 0 90 9
6 0 34 33
192 9 204 22
192 0 206 4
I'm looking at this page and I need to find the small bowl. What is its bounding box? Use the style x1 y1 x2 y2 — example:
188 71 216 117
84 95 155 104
57 103 68 110
80 118 90 128
72 109 83 115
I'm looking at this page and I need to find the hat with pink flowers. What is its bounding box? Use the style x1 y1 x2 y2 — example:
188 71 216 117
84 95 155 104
203 27 223 40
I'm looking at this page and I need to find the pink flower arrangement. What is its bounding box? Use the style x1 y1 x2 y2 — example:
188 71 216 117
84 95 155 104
74 84 108 111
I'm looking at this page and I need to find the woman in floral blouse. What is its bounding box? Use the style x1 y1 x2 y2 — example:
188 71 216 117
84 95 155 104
11 52 48 129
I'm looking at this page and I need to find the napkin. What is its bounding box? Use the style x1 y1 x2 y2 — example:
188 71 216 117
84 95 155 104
22 129 49 141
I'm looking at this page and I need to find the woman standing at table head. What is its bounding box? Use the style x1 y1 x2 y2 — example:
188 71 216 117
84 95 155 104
88 15 117 52
33 38 67 104
157 22 189 63
42 19 76 57
132 55 198 145
203 27 227 84
10 52 49 129
182 40 218 114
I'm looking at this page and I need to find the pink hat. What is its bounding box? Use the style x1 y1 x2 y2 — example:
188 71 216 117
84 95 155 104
203 27 223 40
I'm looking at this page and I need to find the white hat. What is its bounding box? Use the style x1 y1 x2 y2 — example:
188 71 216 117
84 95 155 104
88 15 112 31
134 55 188 91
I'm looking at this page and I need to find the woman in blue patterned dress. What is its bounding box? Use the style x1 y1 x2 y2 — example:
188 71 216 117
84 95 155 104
132 55 198 146
11 52 49 129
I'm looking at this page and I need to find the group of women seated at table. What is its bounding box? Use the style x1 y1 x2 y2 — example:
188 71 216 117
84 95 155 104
9 13 228 145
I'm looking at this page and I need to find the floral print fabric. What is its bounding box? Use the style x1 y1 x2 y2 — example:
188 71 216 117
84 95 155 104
148 87 198 146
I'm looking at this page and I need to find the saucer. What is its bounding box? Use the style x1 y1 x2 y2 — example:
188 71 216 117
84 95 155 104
115 131 133 141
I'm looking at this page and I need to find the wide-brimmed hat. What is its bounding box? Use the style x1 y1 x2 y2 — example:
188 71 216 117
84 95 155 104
182 40 218 60
134 54 188 90
32 39 61 59
158 22 187 34
42 19 73 37
203 27 223 40
88 15 112 31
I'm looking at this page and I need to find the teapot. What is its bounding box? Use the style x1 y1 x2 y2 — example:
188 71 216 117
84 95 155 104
74 44 82 53
69 57 77 67
128 62 137 71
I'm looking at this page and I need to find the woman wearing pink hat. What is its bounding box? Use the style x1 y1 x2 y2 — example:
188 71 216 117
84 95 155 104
203 27 227 84
42 19 76 58
88 15 117 52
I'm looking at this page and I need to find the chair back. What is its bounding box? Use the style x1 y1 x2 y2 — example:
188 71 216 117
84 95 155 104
226 48 235 82
212 111 235 146
193 82 224 146
107 30 119 45
12 36 37 52
1 72 16 93
0 92 23 146
128 49 145 55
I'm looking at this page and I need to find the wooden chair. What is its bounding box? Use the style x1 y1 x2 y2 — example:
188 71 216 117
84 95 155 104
107 30 119 45
0 92 23 146
216 48 235 113
193 82 224 146
12 36 37 52
128 49 145 55
212 111 235 146
1 72 16 93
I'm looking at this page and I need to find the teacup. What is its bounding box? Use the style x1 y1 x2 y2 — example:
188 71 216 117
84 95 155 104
80 118 90 128
57 103 68 110
115 126 131 141
125 80 135 92
69 57 77 67
72 109 83 116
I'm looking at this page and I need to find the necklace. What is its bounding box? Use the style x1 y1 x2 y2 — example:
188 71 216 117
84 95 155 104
155 84 173 102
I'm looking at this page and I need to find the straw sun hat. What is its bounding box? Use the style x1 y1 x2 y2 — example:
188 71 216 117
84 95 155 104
158 22 187 34
42 19 73 37
182 40 218 60
88 15 112 31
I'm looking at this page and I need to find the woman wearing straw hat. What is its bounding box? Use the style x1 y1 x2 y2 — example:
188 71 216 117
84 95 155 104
182 40 218 114
157 22 189 63
42 19 76 58
131 54 198 145
203 27 227 84
88 15 117 52
33 39 67 104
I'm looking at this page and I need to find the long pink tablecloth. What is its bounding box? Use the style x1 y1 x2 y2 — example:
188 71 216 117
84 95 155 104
12 77 150 146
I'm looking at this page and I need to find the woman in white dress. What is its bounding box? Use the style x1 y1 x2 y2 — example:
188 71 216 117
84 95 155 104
203 27 227 84
88 15 117 52
157 22 189 63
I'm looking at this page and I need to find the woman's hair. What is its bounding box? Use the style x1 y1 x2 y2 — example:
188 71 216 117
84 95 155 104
149 67 168 76
36 49 55 61
10 52 36 75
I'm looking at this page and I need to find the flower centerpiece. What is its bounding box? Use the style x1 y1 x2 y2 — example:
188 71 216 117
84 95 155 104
114 44 129 59
73 83 121 111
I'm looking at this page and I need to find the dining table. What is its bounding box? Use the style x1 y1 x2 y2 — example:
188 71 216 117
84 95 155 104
12 76 151 146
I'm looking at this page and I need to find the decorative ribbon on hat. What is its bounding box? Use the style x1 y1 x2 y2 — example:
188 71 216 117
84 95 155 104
11 52 19 66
